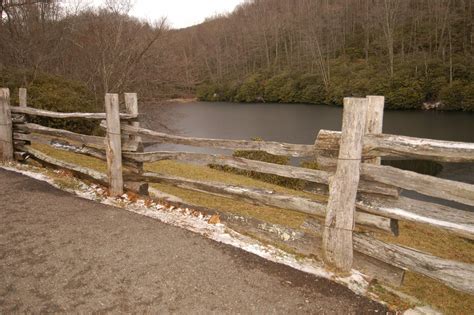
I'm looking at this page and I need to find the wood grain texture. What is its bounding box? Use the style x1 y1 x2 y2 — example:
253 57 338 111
19 88 27 107
0 88 14 161
362 163 474 207
362 96 400 232
118 123 315 158
124 93 142 150
316 129 474 162
353 233 474 294
364 96 384 165
104 94 123 196
317 154 474 208
356 194 474 240
323 97 368 272
15 123 106 148
123 93 147 195
11 106 137 120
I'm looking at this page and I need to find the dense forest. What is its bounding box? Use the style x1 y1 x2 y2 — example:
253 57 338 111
1 0 474 111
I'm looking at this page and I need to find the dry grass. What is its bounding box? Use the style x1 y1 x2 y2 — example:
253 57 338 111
401 272 474 315
144 159 325 201
150 182 308 228
32 143 107 172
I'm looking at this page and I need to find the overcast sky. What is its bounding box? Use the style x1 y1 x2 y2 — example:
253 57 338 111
89 0 246 29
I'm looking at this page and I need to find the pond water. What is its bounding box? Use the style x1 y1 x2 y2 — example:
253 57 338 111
143 101 474 144
141 101 474 210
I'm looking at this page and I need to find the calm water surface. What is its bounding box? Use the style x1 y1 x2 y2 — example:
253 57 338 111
147 102 474 144
143 101 474 210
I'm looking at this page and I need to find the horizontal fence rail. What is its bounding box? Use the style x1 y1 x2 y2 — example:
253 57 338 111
316 130 474 163
317 156 474 207
2 87 474 295
15 123 106 148
124 171 395 233
123 150 400 197
110 122 316 158
11 106 138 120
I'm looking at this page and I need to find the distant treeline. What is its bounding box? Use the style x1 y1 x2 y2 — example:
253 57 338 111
196 63 474 110
1 0 473 110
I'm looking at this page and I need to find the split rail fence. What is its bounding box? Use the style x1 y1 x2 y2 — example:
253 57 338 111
1 88 473 295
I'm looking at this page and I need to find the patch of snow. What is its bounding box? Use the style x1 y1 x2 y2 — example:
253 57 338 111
404 306 442 315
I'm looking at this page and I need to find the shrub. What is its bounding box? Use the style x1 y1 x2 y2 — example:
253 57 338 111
298 74 326 104
439 81 466 110
196 83 218 101
374 74 424 109
460 82 474 111
1 69 100 135
264 73 288 102
235 74 265 102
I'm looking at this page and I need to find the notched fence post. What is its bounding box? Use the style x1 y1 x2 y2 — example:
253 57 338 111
105 93 124 196
0 88 14 161
124 92 148 195
322 97 368 273
19 88 27 108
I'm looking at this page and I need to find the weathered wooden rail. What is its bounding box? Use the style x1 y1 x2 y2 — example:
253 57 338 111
1 87 473 294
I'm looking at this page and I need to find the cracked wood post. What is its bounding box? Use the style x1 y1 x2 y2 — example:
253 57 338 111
0 88 13 161
365 96 384 165
323 97 368 273
364 96 399 234
15 88 30 159
19 88 27 107
124 93 148 195
105 93 124 196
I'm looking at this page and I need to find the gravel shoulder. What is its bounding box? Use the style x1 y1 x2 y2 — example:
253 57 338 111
0 168 388 314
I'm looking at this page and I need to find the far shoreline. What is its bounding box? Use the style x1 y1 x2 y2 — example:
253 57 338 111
158 98 474 113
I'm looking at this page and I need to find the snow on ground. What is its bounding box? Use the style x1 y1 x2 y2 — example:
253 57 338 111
1 162 369 295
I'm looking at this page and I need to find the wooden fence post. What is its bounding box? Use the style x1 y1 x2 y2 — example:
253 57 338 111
105 93 124 196
124 93 142 148
19 88 27 107
0 88 14 161
364 96 399 235
323 97 368 273
365 96 384 165
124 93 148 195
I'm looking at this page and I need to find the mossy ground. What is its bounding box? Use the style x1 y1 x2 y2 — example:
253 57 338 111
28 142 474 314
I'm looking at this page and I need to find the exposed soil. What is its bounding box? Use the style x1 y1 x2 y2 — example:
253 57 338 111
0 168 389 313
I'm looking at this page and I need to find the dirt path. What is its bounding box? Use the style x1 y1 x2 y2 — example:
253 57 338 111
0 169 388 313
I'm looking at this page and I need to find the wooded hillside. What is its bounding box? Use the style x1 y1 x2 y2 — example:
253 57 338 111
1 0 473 110
178 0 474 110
